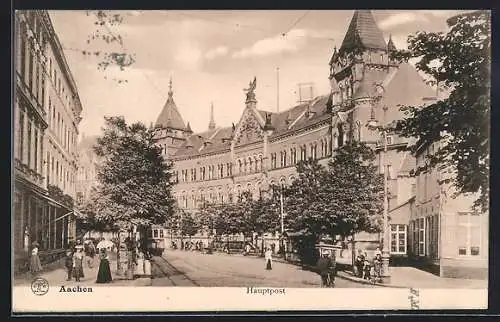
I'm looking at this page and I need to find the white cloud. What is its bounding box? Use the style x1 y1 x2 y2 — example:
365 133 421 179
421 10 460 18
232 29 309 59
174 41 203 70
205 46 229 59
379 12 430 30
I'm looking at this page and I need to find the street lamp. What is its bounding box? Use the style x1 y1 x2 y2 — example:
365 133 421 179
367 82 391 282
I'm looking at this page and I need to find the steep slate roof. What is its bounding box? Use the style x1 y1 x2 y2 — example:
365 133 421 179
340 10 387 52
173 96 332 159
155 82 186 130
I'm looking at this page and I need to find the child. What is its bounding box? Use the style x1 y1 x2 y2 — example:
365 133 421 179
363 259 371 280
64 249 73 281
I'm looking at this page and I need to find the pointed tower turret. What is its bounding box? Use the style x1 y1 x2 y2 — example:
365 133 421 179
339 10 387 55
387 34 397 52
155 77 187 131
208 102 216 130
185 122 193 134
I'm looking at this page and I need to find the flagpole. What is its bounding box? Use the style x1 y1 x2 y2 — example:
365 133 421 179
277 67 280 113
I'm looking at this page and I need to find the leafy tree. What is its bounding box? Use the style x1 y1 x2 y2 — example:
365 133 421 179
81 116 176 235
180 211 199 239
324 142 383 238
284 143 383 264
390 10 490 212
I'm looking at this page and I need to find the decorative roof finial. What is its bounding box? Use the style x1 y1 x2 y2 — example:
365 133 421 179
168 76 173 97
244 77 257 104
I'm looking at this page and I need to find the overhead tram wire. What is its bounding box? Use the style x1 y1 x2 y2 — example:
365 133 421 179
281 10 310 37
172 11 335 43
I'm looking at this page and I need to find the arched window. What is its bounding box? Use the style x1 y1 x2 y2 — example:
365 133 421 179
249 158 253 173
337 123 345 147
239 160 243 174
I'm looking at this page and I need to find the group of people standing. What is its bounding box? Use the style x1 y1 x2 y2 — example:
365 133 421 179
354 247 382 282
28 239 112 284
63 240 112 283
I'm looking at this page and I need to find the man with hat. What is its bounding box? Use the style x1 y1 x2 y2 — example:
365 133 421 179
316 248 336 287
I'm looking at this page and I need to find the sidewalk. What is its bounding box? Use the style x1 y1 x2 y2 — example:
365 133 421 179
335 259 487 289
13 253 152 287
215 250 487 289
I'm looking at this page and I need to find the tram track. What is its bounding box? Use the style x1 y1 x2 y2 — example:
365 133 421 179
150 256 200 287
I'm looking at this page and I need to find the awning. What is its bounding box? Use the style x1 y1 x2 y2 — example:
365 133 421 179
55 211 74 222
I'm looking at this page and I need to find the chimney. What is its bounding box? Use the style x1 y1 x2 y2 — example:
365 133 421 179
297 82 315 103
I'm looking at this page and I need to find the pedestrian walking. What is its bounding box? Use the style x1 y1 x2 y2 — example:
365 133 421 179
30 242 43 276
372 252 382 283
73 246 85 282
265 247 273 270
64 249 74 281
85 241 96 268
354 249 365 278
316 249 336 287
96 248 112 283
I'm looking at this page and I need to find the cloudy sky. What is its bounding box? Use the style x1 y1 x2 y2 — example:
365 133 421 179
49 10 465 138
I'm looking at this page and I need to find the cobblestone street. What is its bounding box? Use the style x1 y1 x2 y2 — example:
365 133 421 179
154 250 375 288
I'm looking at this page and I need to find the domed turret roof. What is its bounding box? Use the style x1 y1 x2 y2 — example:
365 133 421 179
154 78 186 130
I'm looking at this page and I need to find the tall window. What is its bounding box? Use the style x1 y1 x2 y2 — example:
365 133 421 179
390 224 407 254
220 164 224 178
34 59 39 100
337 124 345 147
271 153 277 169
457 212 481 256
19 24 26 80
33 128 38 172
227 163 231 176
27 121 32 167
418 218 425 256
18 110 25 160
28 48 34 89
290 148 297 165
300 146 307 161
310 144 317 159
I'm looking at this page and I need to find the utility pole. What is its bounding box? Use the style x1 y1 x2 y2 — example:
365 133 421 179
276 67 280 113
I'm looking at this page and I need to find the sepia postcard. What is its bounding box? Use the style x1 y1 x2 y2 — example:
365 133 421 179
12 9 490 313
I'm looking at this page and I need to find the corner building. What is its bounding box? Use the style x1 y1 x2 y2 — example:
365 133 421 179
13 10 83 272
154 10 437 256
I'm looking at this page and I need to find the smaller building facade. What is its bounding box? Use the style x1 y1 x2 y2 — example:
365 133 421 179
409 140 488 279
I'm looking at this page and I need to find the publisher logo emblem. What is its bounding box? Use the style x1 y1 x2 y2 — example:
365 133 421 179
31 277 49 296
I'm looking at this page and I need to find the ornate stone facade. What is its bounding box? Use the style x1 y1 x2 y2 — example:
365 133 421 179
14 10 83 271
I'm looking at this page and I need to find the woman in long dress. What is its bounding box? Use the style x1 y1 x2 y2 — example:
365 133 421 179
265 247 273 270
30 242 43 275
96 248 112 283
73 247 85 282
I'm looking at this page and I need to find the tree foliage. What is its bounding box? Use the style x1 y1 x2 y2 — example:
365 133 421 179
390 10 490 211
80 116 176 230
180 211 199 237
82 10 136 84
284 142 383 243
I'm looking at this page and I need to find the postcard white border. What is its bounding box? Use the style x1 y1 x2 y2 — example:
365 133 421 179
12 286 488 312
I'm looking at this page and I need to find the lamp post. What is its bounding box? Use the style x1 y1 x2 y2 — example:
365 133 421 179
367 83 391 281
